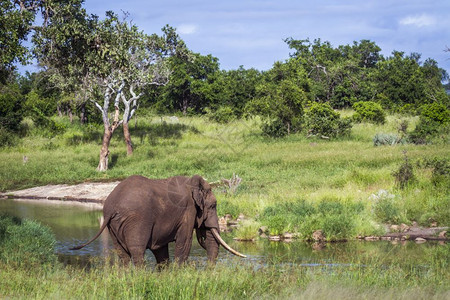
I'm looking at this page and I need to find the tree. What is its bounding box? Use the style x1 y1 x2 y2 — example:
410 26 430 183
0 0 34 82
34 5 184 170
246 60 310 136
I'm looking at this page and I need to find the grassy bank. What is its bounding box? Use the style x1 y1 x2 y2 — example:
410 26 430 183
1 251 449 300
0 113 449 239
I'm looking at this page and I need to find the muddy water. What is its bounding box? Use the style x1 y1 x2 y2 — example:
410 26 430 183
0 199 446 268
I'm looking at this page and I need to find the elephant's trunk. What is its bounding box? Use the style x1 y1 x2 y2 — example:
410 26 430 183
211 228 247 258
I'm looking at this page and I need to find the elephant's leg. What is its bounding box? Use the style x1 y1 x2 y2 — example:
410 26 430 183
129 245 146 266
174 230 193 264
151 245 169 267
108 228 131 265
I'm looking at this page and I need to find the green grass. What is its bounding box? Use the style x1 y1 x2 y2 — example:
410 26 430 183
1 113 449 238
0 249 449 299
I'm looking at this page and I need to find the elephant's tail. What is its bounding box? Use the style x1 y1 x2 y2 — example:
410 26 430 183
70 215 111 250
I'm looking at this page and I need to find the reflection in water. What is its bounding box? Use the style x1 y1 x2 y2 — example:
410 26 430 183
1 199 447 269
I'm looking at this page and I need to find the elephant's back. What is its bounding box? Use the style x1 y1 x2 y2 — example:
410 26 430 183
104 175 174 211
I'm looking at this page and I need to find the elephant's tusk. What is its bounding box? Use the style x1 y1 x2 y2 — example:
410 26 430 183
211 228 246 258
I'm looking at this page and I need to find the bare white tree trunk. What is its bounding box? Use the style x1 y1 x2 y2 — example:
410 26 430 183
94 83 124 171
121 84 142 156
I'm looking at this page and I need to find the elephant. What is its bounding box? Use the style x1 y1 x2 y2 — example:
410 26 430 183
71 175 245 265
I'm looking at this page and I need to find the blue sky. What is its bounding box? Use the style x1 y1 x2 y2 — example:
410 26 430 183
24 0 450 76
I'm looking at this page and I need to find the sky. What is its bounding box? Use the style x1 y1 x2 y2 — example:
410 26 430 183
21 0 450 76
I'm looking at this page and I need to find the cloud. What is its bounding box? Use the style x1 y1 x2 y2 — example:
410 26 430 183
399 14 436 27
177 24 198 35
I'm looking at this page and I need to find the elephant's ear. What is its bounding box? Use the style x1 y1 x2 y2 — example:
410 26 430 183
190 175 208 226
190 175 205 208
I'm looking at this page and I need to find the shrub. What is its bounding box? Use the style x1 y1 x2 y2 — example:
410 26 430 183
321 214 354 241
0 215 57 268
217 199 240 218
409 103 450 144
0 85 23 132
0 127 18 147
209 106 236 124
262 119 289 137
353 101 386 124
369 190 402 223
417 157 450 187
305 102 352 138
392 151 415 189
373 133 405 146
419 102 450 124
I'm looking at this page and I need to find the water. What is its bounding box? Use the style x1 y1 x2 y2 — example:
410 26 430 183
1 199 446 268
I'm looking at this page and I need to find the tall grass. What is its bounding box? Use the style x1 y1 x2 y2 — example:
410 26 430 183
0 249 449 299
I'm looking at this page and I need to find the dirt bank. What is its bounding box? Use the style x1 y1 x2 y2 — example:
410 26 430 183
0 181 120 204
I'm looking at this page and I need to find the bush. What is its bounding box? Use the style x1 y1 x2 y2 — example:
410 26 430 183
417 157 450 187
419 102 450 124
369 190 402 223
262 119 289 137
305 102 352 138
0 215 57 268
259 199 360 240
321 214 354 241
392 151 415 189
409 103 450 144
0 85 23 132
353 101 386 124
373 133 405 146
0 127 18 147
208 106 236 124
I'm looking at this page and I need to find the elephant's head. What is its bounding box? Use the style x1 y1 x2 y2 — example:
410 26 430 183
189 175 246 262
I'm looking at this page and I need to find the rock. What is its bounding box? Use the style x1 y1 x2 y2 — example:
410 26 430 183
400 223 410 232
269 235 281 241
237 213 245 222
283 233 294 239
258 226 268 236
412 221 418 227
390 225 400 232
364 236 379 241
312 230 325 242
431 221 438 227
415 237 426 243
381 237 391 241
438 231 447 238
312 242 326 251
218 217 228 232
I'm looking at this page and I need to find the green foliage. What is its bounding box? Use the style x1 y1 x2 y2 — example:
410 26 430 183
0 215 57 268
208 106 235 123
305 102 352 137
261 118 289 137
419 102 450 124
373 133 405 146
409 103 450 144
370 190 402 223
0 84 23 131
0 0 35 81
217 199 240 218
353 101 386 124
0 126 18 147
246 60 309 136
392 152 415 189
417 157 450 187
259 199 361 240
